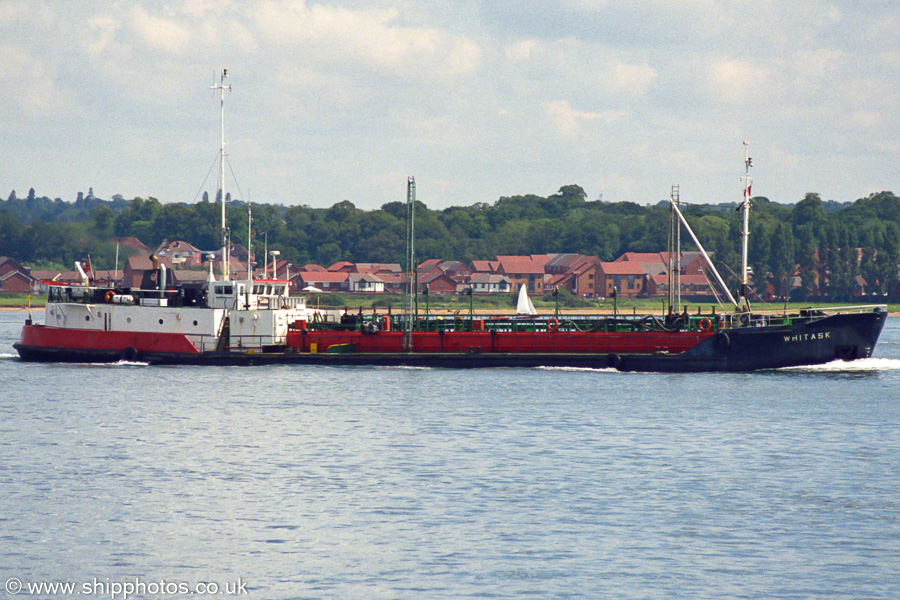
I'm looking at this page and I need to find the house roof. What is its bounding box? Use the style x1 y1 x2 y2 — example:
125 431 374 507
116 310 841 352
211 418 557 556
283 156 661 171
418 258 442 271
496 255 546 275
470 260 498 273
598 261 648 275
326 261 355 272
0 256 28 272
300 264 326 272
348 272 384 283
299 271 349 283
155 240 202 255
357 263 401 274
0 270 34 282
438 260 469 272
378 273 406 284
468 272 511 285
615 252 665 264
546 273 572 287
420 271 457 285
112 237 149 253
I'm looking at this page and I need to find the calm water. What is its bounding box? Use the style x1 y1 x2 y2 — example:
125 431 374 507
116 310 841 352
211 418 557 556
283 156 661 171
1 310 899 600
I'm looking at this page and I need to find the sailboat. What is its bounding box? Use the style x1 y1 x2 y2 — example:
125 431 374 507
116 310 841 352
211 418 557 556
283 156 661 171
516 284 537 316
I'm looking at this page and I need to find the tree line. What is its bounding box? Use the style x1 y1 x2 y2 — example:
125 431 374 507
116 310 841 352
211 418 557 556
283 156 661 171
2 185 899 301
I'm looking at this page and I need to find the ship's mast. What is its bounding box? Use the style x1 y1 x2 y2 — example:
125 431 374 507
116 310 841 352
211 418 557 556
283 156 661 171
739 140 753 312
403 177 416 352
667 184 681 313
212 69 232 281
247 197 252 281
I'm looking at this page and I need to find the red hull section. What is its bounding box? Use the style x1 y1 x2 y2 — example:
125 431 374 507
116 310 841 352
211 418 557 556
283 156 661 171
287 330 713 355
19 324 200 355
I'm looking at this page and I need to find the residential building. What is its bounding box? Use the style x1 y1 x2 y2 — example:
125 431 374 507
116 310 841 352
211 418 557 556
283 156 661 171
348 272 385 293
467 272 512 294
596 261 648 298
0 257 35 293
496 255 550 294
419 271 458 295
297 271 350 292
154 240 204 266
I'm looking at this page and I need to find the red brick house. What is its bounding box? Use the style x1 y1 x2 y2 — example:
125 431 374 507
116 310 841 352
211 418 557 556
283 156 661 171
596 261 648 298
496 255 550 294
0 257 35 293
0 271 35 293
436 261 472 282
419 271 458 296
378 272 407 293
298 271 350 292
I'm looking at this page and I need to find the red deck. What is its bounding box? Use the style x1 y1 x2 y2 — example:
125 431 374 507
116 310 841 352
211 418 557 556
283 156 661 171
287 329 713 355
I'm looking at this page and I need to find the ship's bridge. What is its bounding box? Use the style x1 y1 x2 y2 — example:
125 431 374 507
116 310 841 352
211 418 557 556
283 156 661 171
208 278 306 311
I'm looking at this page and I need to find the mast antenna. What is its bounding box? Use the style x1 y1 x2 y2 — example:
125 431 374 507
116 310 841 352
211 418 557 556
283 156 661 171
403 177 416 352
668 184 681 314
739 140 752 312
211 69 232 280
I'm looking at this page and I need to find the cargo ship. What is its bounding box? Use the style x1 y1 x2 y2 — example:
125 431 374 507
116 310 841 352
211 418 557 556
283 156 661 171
13 75 887 372
13 274 887 372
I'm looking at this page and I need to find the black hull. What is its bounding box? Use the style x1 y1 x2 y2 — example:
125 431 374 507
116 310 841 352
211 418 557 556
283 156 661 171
14 310 886 373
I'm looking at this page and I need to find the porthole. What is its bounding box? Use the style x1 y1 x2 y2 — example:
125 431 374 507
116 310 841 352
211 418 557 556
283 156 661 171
85 315 90 321
127 317 132 323
193 320 198 326
159 319 164 325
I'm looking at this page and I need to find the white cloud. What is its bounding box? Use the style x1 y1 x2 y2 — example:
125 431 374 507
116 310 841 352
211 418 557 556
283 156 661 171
546 99 624 136
505 40 537 62
251 0 480 81
128 5 192 54
0 45 68 117
607 62 657 95
84 15 121 59
1 0 899 210
705 58 770 104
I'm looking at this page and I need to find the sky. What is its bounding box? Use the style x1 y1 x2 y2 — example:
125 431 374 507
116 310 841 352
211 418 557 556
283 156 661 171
1 0 898 211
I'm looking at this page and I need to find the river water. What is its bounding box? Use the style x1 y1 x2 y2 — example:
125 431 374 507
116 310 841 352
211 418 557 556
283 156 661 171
1 310 898 599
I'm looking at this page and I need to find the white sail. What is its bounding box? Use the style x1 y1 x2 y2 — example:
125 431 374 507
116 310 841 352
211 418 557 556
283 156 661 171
516 284 537 316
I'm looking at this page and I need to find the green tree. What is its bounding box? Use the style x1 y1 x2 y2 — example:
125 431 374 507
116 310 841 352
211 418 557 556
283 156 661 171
768 222 795 299
795 229 817 300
